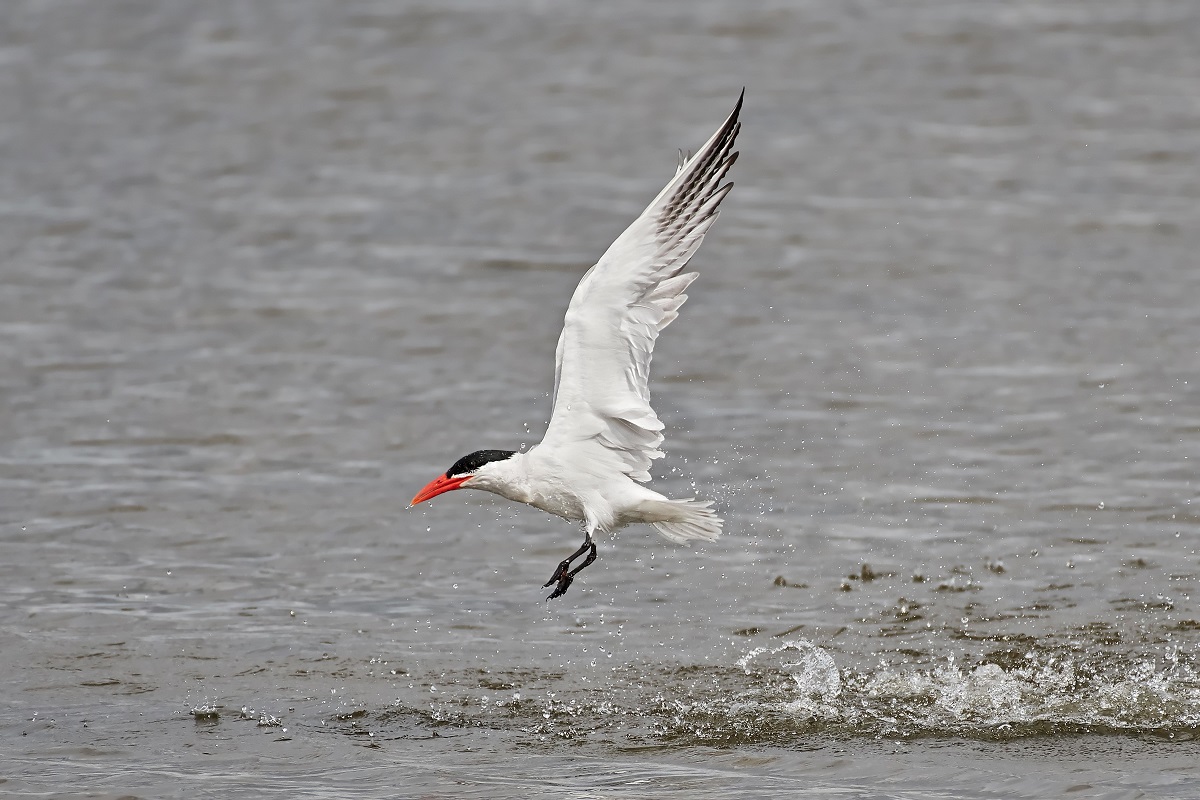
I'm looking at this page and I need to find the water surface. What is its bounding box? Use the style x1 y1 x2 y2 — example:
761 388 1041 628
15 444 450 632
3 1 1200 797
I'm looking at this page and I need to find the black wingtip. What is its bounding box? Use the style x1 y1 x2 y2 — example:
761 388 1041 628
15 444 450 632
720 88 745 132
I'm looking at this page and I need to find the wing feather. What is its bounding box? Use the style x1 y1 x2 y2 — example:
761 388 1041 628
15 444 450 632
539 91 743 481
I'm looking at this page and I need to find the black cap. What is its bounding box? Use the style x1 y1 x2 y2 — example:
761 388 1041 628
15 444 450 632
446 449 517 478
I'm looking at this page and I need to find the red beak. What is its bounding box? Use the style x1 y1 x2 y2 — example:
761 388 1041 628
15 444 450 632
410 473 471 507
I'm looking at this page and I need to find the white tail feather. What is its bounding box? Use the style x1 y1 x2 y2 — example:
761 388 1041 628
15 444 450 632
643 498 723 543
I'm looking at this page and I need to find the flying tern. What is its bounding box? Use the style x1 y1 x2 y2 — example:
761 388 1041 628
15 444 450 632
411 91 742 599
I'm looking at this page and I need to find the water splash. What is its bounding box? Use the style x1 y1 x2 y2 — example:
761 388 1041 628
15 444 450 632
738 639 842 719
367 642 1200 747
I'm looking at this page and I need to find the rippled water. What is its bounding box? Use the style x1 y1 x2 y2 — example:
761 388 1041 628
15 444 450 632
3 1 1200 797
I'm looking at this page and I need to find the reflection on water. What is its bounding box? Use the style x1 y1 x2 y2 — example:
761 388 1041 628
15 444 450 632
3 0 1200 797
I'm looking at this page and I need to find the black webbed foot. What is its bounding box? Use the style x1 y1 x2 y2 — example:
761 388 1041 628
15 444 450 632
543 559 572 589
543 539 597 600
546 574 574 600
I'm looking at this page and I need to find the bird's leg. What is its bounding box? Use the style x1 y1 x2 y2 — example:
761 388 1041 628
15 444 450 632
567 540 597 578
544 532 596 600
543 536 593 589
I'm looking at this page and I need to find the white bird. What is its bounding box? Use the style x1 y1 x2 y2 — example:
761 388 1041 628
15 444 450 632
411 91 742 599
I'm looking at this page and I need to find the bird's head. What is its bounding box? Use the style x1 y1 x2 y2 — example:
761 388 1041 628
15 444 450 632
409 449 518 507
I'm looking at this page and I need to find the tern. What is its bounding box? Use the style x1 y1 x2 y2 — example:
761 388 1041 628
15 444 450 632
411 91 742 599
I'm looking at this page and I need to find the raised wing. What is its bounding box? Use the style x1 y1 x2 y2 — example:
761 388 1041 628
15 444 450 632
539 91 742 482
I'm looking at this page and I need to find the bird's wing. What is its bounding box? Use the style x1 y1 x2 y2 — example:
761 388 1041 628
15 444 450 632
539 91 742 482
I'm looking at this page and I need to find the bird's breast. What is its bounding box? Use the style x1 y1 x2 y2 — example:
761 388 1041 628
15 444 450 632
526 486 586 522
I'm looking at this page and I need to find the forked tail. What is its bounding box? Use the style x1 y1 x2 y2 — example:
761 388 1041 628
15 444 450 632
644 498 723 544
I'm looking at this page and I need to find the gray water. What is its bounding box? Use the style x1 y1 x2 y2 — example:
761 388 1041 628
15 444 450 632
3 1 1200 797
